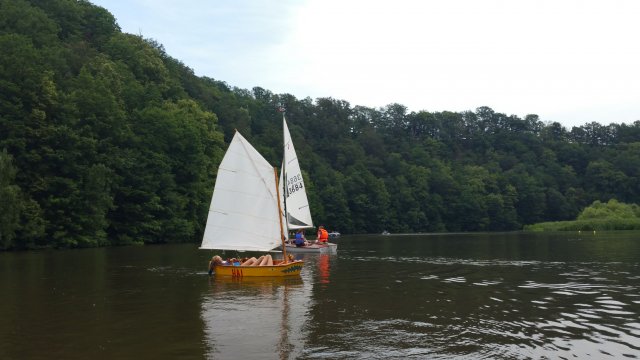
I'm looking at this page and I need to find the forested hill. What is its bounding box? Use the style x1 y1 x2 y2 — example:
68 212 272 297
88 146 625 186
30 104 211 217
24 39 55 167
1 0 639 250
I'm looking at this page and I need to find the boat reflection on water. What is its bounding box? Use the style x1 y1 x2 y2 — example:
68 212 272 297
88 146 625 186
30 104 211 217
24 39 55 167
207 275 303 290
201 275 308 359
317 254 331 285
290 253 334 284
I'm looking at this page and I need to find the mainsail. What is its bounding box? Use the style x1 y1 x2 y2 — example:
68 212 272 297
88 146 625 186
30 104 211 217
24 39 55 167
281 117 314 231
200 132 282 251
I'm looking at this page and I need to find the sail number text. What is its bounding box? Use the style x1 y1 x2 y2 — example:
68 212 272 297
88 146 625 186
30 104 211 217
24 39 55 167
286 174 304 197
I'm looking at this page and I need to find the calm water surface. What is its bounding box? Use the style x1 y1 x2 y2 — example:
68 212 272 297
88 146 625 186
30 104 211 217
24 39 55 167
1 232 640 359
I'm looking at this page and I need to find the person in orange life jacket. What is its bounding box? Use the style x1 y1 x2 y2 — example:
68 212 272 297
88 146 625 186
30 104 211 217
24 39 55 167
317 226 329 243
294 229 306 247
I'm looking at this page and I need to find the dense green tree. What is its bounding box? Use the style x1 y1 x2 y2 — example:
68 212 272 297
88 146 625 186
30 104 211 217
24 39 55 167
1 0 640 250
0 149 22 248
0 149 44 249
0 0 60 47
578 199 639 220
584 160 630 202
317 182 352 233
343 165 391 233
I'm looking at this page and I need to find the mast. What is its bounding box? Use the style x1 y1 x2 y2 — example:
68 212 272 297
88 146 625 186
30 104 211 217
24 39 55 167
280 109 289 239
274 167 288 262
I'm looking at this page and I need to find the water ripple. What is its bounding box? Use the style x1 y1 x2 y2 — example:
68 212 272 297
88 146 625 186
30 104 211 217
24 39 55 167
338 250 640 359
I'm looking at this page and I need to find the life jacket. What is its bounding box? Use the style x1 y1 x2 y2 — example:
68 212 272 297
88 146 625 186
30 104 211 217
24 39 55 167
318 229 329 241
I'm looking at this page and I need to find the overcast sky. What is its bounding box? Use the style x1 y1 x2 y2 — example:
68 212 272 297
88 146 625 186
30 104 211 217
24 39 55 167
91 0 640 128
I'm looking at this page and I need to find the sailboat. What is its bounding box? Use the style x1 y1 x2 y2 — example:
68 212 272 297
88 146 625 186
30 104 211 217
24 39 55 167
200 131 304 277
280 115 337 254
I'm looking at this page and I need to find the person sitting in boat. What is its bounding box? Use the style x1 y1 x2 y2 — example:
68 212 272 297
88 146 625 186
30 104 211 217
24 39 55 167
317 225 329 243
241 257 258 266
210 255 223 266
239 254 273 266
260 254 273 266
294 229 307 247
208 255 224 275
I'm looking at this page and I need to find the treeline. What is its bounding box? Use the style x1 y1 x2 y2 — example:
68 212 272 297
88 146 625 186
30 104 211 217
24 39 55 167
524 200 640 231
0 0 224 249
1 0 639 250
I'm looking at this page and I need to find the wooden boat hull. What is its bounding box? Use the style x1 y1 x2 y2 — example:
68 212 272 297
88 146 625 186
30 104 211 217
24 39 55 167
284 242 337 254
211 275 304 288
213 260 304 277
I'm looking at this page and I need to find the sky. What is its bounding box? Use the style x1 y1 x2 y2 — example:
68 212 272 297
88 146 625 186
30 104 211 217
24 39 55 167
90 0 640 128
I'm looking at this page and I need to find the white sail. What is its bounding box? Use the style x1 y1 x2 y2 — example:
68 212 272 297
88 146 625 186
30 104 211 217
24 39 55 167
281 117 314 230
200 132 282 251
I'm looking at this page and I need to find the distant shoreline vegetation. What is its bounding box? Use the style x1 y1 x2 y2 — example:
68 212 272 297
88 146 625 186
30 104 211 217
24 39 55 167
2 1 640 251
524 200 640 231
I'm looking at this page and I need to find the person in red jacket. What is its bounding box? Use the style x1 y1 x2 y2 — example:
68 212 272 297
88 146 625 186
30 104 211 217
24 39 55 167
317 225 329 243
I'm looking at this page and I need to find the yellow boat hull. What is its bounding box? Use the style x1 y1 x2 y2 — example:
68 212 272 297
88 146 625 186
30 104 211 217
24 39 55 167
213 260 304 277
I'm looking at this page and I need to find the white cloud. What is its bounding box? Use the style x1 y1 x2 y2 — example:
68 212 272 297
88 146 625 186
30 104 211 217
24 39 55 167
92 0 640 127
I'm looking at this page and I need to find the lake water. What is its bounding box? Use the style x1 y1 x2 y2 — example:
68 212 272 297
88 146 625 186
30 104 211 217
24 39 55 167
1 232 640 359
